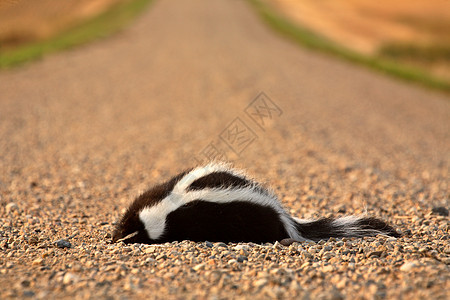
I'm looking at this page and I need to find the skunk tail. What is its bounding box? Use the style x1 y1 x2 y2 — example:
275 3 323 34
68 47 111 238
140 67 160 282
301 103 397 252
294 216 400 241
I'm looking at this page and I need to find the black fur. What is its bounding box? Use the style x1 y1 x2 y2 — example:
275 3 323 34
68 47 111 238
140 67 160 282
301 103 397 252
187 172 250 191
162 200 288 243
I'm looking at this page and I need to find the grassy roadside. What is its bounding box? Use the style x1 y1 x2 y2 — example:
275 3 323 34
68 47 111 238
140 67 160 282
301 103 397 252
0 0 154 69
248 0 450 93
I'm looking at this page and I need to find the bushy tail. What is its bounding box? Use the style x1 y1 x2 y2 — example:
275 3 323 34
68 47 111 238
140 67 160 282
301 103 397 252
294 216 400 241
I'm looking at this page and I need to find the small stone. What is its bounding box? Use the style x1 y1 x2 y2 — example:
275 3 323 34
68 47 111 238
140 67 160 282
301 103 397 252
233 245 250 251
337 204 347 213
32 258 43 266
273 241 283 249
237 255 248 263
280 238 296 246
264 286 284 298
337 278 347 289
400 261 419 272
440 257 450 265
22 291 35 298
322 265 333 272
419 247 428 253
205 241 214 248
300 262 310 269
214 242 227 248
325 288 343 300
289 280 302 291
55 239 71 248
431 207 449 216
20 280 31 287
5 202 18 213
254 278 268 288
63 272 79 284
193 263 205 271
144 247 156 254
28 236 39 245
368 250 384 258
239 249 248 256
155 254 167 260
162 272 175 280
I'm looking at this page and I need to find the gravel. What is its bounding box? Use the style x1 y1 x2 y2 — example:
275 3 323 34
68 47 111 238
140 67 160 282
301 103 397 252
0 186 447 299
0 0 449 299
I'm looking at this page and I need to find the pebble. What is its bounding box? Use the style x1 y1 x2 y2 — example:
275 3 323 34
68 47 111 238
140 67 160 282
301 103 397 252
5 202 18 213
144 247 156 254
214 242 227 248
63 272 79 284
237 255 248 263
400 261 420 272
55 239 72 248
233 245 250 251
368 250 384 257
322 265 334 272
22 291 35 298
254 279 268 288
193 263 205 271
431 206 449 216
32 258 43 266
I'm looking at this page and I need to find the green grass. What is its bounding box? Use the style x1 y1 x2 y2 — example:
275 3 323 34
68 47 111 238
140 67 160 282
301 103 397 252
379 43 450 63
0 0 154 69
248 0 450 93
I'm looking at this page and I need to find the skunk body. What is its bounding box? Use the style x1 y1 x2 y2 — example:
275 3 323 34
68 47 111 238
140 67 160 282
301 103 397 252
112 163 400 244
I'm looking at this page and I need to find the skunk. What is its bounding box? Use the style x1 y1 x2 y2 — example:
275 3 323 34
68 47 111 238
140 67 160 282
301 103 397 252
112 163 400 244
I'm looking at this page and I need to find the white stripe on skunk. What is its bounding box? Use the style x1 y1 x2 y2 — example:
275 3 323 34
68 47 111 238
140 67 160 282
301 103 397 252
112 163 400 244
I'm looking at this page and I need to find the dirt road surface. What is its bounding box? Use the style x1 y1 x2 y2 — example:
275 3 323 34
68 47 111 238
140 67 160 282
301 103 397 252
0 0 448 299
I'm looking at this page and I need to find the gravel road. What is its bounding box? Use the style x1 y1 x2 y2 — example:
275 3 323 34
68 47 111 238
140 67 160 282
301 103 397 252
0 0 449 299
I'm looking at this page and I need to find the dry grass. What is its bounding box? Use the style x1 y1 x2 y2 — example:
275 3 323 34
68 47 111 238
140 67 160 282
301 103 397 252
269 0 450 81
0 0 128 50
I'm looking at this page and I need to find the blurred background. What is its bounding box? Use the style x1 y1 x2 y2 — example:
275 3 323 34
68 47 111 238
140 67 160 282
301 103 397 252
1 0 449 87
0 0 126 49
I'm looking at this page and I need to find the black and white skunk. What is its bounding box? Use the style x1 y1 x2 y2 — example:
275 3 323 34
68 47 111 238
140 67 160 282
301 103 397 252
112 163 400 244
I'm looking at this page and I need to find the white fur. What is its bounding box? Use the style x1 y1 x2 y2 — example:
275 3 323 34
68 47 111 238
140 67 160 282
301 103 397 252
293 217 313 224
332 215 360 227
332 215 386 237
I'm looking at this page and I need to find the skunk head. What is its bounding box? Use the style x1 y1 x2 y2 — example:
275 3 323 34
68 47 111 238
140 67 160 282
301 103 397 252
111 184 168 244
112 206 152 244
112 170 191 244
